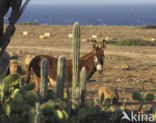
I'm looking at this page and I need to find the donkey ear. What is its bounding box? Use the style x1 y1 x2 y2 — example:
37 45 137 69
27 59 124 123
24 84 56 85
102 39 106 50
92 40 97 49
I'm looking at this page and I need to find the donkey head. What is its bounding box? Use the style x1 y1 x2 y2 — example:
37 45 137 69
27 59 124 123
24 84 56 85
92 39 106 73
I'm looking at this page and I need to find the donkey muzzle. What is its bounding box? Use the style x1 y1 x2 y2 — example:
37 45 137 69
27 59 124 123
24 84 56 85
96 64 103 73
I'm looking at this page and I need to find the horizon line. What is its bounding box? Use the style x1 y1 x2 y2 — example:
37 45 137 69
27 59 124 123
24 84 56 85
30 2 156 5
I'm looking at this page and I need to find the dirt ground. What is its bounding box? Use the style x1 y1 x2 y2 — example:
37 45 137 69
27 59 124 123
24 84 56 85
6 25 156 111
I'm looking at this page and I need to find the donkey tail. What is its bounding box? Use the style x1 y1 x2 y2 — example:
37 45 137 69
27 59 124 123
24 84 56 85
25 56 36 84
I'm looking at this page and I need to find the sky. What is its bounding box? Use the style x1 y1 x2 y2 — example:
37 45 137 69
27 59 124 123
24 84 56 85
31 0 156 5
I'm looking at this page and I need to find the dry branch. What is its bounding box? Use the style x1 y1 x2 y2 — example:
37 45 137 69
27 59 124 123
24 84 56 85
0 0 30 56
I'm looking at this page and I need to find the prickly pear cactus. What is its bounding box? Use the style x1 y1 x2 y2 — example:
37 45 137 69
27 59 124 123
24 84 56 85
25 92 37 106
11 89 23 103
132 91 142 101
23 83 35 91
10 89 24 112
0 114 9 123
56 56 66 100
4 103 11 117
0 82 9 102
54 110 64 120
28 108 37 123
145 93 154 101
0 75 20 102
2 74 19 87
40 100 55 115
132 88 154 111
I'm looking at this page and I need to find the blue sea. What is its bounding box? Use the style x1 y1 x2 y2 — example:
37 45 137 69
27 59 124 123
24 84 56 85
5 4 156 26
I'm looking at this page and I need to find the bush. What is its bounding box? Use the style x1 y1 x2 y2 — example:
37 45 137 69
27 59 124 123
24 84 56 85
18 22 40 25
106 39 156 46
139 25 156 29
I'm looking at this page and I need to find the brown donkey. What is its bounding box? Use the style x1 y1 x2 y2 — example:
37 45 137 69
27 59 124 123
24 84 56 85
26 40 106 93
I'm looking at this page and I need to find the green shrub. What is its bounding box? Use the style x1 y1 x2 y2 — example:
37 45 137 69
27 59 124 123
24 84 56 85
18 22 40 25
107 39 156 46
139 25 156 29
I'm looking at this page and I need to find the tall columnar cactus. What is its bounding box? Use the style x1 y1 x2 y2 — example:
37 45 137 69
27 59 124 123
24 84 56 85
35 103 41 123
39 59 49 100
75 87 81 108
56 56 66 100
80 67 87 107
72 22 80 95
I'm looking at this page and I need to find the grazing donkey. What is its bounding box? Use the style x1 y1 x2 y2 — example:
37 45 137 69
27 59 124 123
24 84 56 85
26 40 106 93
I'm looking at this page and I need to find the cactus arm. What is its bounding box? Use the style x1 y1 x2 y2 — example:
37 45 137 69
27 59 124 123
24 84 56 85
80 67 87 107
72 22 80 94
35 103 41 123
39 59 49 101
56 56 66 100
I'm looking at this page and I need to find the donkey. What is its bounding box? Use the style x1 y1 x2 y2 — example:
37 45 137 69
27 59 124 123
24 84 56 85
26 40 106 93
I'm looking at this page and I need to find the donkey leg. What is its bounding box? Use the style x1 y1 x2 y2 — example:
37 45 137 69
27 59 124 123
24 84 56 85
49 77 56 87
33 74 40 94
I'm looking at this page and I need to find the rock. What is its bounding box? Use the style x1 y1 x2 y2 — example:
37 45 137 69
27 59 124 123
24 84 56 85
91 34 98 39
44 32 51 37
105 37 116 41
116 79 122 82
39 35 46 39
105 37 112 41
82 38 89 42
23 31 28 36
0 52 10 82
98 86 119 104
114 65 119 69
24 55 34 70
150 38 156 42
68 33 72 38
121 64 130 70
10 61 23 75
16 50 22 56
8 52 18 59
106 55 112 60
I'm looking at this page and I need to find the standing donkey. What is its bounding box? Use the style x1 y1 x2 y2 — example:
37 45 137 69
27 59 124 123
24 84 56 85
26 40 106 93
